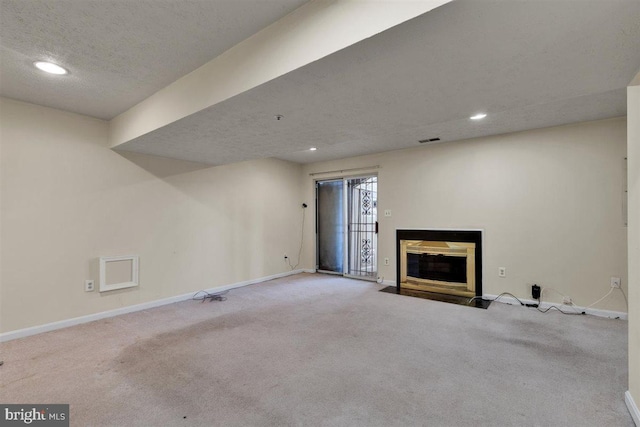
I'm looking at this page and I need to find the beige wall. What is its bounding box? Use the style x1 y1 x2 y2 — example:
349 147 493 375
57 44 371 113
0 98 303 333
303 118 628 312
628 82 640 414
0 97 630 335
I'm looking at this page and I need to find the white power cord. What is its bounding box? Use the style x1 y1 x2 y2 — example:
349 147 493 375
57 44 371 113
586 286 627 310
543 285 627 311
541 287 581 313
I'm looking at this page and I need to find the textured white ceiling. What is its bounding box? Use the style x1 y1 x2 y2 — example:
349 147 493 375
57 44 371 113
2 0 640 165
0 0 308 119
117 0 640 164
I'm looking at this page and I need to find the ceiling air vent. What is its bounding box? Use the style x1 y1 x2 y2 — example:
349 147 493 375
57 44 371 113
419 137 441 144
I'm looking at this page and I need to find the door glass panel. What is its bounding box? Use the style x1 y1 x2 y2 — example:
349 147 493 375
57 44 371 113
316 180 344 273
347 176 377 278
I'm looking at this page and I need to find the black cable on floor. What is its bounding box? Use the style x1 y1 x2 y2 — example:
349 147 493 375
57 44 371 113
192 290 228 302
535 299 584 315
469 292 585 315
468 292 524 306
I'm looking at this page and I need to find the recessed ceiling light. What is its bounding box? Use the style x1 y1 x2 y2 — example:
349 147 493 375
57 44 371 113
34 61 68 75
309 147 317 151
470 113 487 120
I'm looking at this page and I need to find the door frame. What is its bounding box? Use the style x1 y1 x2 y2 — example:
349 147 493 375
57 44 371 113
315 174 378 281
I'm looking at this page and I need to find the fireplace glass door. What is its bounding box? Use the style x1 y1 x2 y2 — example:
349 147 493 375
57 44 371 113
407 253 467 283
400 239 476 297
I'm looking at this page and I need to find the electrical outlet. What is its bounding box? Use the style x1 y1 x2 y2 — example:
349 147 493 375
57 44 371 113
498 267 506 278
384 257 390 266
611 277 621 288
562 296 573 305
384 210 392 217
85 280 94 292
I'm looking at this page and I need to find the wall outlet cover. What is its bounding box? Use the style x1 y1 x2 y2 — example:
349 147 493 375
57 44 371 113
85 280 95 292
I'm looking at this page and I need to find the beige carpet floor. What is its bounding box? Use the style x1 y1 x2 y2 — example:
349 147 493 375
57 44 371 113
0 273 632 426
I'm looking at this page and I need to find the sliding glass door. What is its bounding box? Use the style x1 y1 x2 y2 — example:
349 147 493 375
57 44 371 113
316 176 377 280
316 180 344 274
346 177 378 279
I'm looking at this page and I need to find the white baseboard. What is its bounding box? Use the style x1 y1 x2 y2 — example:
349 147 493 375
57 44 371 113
0 269 309 343
627 391 640 426
484 294 627 320
374 284 627 319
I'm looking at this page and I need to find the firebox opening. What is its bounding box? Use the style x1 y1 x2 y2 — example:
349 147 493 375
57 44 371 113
407 253 467 283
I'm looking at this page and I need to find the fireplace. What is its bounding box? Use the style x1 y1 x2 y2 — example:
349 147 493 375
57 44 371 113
396 230 482 298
